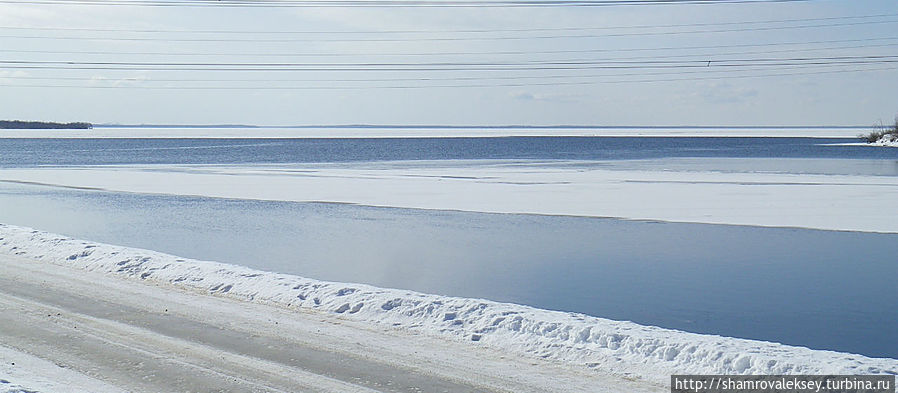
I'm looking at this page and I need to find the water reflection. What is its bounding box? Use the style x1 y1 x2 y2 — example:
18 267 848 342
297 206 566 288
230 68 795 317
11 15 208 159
0 182 896 358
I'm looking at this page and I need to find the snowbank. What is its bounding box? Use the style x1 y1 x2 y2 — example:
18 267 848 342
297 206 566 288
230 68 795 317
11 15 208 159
871 134 898 147
1 223 896 386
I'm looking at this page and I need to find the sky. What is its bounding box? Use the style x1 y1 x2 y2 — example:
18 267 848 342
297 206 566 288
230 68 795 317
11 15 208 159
0 0 896 126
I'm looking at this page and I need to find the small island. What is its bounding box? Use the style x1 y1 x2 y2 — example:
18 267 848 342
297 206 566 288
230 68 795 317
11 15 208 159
0 120 93 129
861 115 897 147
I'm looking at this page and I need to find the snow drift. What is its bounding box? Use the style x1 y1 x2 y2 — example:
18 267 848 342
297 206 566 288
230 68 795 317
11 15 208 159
1 223 895 386
871 134 898 147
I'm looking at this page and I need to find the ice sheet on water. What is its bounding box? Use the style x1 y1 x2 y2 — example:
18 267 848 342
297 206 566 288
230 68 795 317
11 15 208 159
1 162 897 232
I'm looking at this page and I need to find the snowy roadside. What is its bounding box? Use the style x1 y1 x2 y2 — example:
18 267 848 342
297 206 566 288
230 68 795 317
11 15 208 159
1 223 896 389
0 227 658 393
0 344 124 393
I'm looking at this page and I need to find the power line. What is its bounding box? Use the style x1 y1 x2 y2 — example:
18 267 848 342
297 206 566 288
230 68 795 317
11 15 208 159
0 0 814 8
1 64 891 90
3 37 896 59
2 12 891 34
5 19 891 43
7 56 898 72
0 62 885 83
3 55 896 69
2 42 894 69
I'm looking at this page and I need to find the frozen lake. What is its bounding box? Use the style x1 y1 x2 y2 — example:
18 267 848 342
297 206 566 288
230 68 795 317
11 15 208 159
0 181 896 358
2 136 898 168
0 135 896 358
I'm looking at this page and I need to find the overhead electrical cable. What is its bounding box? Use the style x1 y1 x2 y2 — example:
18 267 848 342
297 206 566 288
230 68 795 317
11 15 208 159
2 62 888 83
1 65 892 90
4 19 894 42
2 55 896 70
2 37 896 59
0 0 816 8
0 42 893 62
1 12 892 34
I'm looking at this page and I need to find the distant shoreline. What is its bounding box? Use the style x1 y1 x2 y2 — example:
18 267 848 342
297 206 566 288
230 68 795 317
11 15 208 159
1 120 92 130
95 124 871 130
0 127 866 139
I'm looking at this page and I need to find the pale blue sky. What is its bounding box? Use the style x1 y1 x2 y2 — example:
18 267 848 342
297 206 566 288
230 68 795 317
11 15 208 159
0 0 896 126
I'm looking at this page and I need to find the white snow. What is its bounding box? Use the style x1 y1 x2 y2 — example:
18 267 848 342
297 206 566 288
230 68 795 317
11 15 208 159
830 134 898 147
0 344 124 393
871 134 898 147
2 161 897 233
1 223 896 388
0 127 866 138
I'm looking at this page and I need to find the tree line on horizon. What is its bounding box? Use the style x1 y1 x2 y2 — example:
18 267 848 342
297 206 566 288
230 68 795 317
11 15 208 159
0 120 93 129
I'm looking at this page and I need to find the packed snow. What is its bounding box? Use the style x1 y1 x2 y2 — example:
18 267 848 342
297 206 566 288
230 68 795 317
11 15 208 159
0 344 123 393
1 161 897 233
1 223 895 388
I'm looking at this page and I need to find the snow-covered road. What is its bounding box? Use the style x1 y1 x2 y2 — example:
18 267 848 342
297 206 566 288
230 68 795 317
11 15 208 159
2 225 896 392
0 251 656 393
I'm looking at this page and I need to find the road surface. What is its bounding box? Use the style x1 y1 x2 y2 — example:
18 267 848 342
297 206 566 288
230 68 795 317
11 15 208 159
0 254 660 393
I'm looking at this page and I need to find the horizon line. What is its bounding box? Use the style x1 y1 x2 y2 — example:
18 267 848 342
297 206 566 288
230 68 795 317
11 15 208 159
94 123 874 129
